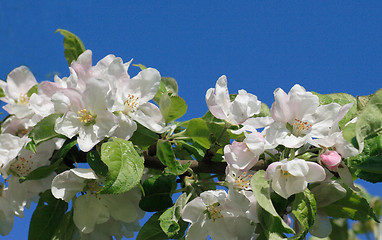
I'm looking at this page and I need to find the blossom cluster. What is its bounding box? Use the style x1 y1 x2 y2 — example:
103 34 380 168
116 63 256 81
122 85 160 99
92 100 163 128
0 46 378 240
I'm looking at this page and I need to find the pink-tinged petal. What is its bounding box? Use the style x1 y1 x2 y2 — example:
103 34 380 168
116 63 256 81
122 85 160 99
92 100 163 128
265 162 282 180
55 112 81 139
127 68 161 104
131 102 165 133
73 194 110 234
206 88 227 120
6 66 37 100
52 89 83 113
271 87 291 123
305 161 326 183
283 159 309 177
113 114 137 140
320 151 341 171
224 141 258 170
181 197 206 223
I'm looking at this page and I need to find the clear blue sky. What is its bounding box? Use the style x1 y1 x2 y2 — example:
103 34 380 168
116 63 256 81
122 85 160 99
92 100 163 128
1 1 381 239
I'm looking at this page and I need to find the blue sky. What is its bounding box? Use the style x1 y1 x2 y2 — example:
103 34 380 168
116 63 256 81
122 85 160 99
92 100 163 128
0 1 381 239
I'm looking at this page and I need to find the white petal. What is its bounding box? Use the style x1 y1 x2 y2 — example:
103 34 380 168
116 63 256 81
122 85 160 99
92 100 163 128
305 161 326 183
55 112 80 139
181 197 206 223
131 102 165 133
73 194 110 234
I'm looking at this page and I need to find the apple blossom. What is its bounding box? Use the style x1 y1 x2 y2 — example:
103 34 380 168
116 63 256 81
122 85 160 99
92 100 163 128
265 159 326 199
320 150 342 171
206 75 261 125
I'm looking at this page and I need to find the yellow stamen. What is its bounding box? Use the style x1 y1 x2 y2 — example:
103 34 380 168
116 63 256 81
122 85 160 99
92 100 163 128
124 94 139 114
77 109 96 124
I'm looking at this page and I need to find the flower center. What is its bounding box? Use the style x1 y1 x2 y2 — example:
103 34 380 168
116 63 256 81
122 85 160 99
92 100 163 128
86 180 103 193
282 170 293 179
205 203 223 221
18 94 29 105
124 94 139 114
292 118 312 136
77 109 96 125
232 171 252 190
10 154 34 177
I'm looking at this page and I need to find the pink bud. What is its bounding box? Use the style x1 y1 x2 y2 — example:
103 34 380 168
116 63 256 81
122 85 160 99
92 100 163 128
320 151 341 171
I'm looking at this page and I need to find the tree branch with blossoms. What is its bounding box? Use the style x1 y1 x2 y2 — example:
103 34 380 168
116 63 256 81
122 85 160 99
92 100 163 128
0 29 381 240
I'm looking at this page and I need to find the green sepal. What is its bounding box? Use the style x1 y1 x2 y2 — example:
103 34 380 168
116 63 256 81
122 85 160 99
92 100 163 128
132 63 147 70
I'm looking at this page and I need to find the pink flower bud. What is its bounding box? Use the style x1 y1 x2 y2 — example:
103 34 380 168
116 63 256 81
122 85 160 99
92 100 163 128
320 151 341 171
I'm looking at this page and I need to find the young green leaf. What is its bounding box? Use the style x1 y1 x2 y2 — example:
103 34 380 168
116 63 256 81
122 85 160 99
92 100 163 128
157 139 191 175
159 93 187 124
100 138 144 194
159 193 191 238
129 123 159 149
56 29 86 66
180 118 211 149
28 113 65 146
322 184 379 222
290 189 317 239
154 77 179 104
51 210 76 240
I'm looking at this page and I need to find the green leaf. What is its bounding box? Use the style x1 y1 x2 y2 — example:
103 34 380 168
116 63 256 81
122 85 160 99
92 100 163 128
52 210 76 240
348 135 382 182
181 118 211 149
344 89 382 151
136 211 169 240
154 77 179 104
130 123 159 149
157 139 191 175
29 190 68 240
56 29 86 66
100 138 144 194
159 93 187 124
290 189 317 239
132 63 147 70
251 170 294 234
26 84 39 98
322 184 378 222
0 87 5 98
87 150 108 177
139 174 177 212
28 113 65 146
159 193 191 238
